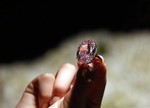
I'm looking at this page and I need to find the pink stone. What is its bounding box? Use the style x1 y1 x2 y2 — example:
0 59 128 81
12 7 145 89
76 40 97 64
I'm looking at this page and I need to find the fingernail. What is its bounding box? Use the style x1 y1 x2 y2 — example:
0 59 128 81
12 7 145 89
97 55 104 62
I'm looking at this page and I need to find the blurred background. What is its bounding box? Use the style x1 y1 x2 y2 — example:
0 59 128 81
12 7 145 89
0 1 150 108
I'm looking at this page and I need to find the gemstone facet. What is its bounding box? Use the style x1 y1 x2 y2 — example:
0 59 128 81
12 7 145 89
76 40 97 64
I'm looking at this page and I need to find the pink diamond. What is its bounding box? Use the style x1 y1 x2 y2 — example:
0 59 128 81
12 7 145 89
76 40 97 64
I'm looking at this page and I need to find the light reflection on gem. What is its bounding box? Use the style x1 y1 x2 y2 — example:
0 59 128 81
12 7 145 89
76 40 97 64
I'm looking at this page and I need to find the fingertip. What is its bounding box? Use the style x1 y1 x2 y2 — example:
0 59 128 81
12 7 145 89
38 73 55 83
53 63 77 97
97 55 105 62
93 55 107 73
38 73 55 107
62 63 77 71
77 61 82 67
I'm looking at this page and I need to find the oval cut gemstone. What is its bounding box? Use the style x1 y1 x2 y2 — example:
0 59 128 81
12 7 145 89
76 40 97 64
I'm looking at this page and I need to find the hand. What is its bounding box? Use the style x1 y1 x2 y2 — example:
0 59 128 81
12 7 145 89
16 56 106 108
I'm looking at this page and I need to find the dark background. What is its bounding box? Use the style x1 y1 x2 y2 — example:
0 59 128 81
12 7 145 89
0 1 150 63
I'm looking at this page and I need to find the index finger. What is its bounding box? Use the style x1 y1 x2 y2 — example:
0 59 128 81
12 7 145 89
86 55 107 108
76 55 107 108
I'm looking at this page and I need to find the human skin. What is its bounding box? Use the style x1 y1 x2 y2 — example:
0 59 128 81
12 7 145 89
16 56 106 108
